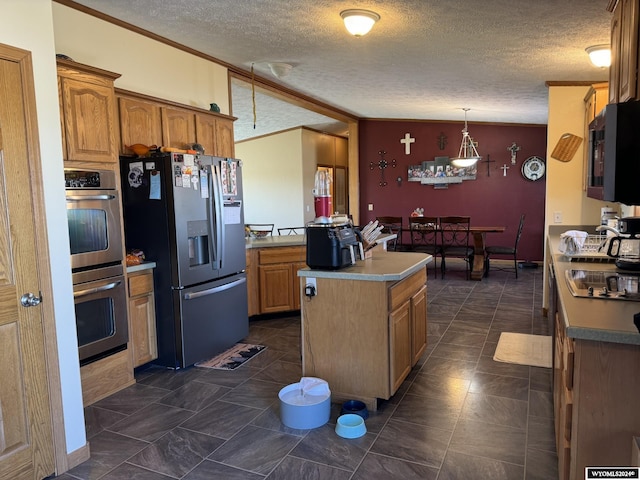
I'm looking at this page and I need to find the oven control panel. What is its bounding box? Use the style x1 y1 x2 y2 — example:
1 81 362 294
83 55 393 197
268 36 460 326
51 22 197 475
64 169 117 189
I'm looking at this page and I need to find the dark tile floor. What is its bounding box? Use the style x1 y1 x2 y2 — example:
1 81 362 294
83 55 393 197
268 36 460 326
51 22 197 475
55 259 557 480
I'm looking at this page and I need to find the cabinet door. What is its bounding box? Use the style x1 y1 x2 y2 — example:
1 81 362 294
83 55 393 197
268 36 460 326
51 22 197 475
610 3 623 103
390 301 412 393
259 264 294 313
60 76 118 162
161 107 196 149
195 113 217 156
618 0 639 102
129 294 157 367
119 97 162 155
128 272 158 367
215 118 235 157
410 285 427 365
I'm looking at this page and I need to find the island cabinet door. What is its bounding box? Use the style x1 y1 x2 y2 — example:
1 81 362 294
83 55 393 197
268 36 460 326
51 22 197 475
410 285 427 365
389 300 412 393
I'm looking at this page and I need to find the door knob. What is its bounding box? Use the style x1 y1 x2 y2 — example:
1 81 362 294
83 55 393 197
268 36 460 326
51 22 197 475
20 292 42 307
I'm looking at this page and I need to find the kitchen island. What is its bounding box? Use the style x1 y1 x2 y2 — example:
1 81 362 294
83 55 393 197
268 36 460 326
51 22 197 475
298 250 432 410
547 228 640 480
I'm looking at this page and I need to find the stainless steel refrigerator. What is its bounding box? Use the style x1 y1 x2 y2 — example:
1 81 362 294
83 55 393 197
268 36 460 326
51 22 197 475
120 153 248 368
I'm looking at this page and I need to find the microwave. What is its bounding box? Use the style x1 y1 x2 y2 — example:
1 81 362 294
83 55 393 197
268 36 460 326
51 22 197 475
587 102 640 205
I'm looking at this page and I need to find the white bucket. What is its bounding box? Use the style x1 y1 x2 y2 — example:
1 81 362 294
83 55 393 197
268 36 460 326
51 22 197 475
279 378 331 429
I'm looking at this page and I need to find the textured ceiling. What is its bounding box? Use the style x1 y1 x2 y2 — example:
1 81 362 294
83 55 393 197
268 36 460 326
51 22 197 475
68 0 612 141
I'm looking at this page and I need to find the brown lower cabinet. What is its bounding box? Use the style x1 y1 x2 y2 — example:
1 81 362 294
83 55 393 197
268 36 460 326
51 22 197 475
247 246 306 315
553 284 640 479
301 268 427 410
127 269 158 368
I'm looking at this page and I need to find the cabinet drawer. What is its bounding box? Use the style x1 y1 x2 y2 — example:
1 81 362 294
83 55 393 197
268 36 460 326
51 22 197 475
389 269 426 311
258 246 305 265
128 272 153 297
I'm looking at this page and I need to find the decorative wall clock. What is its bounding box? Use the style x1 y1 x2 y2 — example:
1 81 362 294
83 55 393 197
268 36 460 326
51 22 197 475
521 156 545 181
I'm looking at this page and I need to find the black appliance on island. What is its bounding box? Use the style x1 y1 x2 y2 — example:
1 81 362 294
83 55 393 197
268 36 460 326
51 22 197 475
120 153 248 368
306 222 363 270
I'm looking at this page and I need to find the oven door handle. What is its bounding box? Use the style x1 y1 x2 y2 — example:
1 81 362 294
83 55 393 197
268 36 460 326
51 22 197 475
66 194 117 201
183 277 246 300
74 280 122 298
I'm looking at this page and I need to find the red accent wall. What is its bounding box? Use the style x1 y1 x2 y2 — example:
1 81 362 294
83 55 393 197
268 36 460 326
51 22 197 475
358 120 547 262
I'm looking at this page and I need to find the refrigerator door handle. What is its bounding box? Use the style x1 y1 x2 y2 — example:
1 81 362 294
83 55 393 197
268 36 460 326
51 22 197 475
183 276 246 300
211 163 225 270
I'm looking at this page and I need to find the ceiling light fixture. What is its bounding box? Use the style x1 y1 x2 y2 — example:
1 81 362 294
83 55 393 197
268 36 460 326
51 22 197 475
451 108 481 168
268 62 293 78
585 44 611 68
340 9 380 37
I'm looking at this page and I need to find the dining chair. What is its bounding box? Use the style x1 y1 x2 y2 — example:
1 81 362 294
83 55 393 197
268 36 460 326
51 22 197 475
245 223 274 237
277 226 305 235
439 216 473 279
484 214 525 278
408 216 440 277
375 216 403 251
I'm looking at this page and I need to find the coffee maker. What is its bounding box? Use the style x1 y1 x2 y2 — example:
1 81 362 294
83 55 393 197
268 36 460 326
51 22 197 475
605 216 640 271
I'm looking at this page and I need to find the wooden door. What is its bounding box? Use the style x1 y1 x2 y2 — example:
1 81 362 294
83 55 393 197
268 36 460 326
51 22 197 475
389 301 411 393
0 49 55 479
410 285 427 365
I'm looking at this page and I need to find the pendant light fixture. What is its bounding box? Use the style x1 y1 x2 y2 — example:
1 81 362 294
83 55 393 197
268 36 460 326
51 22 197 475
340 9 380 37
451 108 481 168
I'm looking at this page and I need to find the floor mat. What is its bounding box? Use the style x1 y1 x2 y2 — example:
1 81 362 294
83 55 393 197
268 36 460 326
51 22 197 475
493 332 552 368
195 343 266 370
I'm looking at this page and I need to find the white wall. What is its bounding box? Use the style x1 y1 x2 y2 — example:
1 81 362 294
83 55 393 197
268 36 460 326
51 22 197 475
52 4 229 114
236 129 305 230
0 0 85 453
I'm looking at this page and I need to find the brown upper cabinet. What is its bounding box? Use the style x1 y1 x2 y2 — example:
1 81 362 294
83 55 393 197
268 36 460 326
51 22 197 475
57 59 121 163
117 90 236 158
118 96 163 155
609 0 640 103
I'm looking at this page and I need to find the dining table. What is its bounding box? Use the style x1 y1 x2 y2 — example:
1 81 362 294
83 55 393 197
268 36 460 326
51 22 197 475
468 226 506 280
399 222 506 281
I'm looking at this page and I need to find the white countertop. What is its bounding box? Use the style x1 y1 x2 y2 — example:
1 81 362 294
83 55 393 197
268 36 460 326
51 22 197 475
246 234 305 248
126 261 156 273
298 250 432 282
549 229 640 345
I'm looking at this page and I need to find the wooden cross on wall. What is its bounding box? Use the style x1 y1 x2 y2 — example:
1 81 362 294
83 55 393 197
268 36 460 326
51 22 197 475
400 133 415 155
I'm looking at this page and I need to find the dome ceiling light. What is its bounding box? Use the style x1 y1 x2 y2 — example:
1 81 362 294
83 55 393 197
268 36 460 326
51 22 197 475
340 9 380 37
586 44 611 68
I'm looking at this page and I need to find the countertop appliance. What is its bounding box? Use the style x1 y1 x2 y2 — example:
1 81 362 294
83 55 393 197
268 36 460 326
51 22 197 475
306 222 362 270
604 216 640 271
565 269 640 301
120 153 248 368
587 102 640 204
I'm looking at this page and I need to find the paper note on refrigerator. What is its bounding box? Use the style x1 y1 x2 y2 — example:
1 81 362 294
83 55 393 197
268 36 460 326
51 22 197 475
224 200 242 224
149 170 161 200
221 160 237 196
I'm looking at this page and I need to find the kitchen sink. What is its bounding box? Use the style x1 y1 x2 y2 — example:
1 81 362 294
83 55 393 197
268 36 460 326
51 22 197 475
565 269 640 301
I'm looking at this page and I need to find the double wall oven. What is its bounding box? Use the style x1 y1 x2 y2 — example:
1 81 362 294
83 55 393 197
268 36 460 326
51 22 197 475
65 168 128 365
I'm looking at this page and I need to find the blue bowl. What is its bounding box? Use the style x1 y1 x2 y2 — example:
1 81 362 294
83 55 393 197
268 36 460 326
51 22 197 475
340 400 369 420
335 414 366 439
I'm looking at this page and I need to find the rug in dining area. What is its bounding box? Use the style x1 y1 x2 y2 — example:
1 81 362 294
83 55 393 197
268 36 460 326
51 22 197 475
493 332 552 368
195 343 266 370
